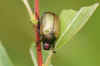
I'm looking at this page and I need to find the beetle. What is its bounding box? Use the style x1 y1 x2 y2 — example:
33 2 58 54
40 12 60 51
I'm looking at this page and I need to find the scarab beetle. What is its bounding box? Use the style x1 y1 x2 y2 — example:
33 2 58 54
40 12 60 51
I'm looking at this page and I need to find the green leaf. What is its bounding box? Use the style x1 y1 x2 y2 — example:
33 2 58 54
30 42 51 65
30 43 38 66
60 9 77 33
0 42 14 66
30 2 99 66
56 3 99 49
42 49 49 63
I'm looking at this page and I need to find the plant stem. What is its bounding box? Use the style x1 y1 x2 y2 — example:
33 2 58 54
22 0 37 24
22 0 43 66
34 0 43 66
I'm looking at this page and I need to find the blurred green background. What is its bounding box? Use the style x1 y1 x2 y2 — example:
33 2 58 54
0 0 100 66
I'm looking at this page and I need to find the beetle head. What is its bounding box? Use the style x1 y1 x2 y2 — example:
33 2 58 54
43 42 51 50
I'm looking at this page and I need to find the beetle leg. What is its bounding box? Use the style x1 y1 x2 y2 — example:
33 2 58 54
50 44 56 53
51 48 56 53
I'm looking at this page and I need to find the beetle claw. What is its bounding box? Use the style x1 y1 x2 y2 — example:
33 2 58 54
52 48 56 53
